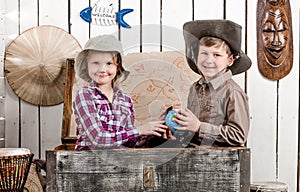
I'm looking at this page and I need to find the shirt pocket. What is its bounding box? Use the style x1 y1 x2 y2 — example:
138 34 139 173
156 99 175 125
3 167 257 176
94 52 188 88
119 105 133 128
189 100 200 118
208 99 225 125
97 108 115 128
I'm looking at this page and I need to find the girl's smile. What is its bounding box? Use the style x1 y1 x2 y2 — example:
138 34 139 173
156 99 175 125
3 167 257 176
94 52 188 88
87 51 117 88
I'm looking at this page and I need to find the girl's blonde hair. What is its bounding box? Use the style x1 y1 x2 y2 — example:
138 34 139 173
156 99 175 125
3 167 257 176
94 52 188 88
111 52 126 86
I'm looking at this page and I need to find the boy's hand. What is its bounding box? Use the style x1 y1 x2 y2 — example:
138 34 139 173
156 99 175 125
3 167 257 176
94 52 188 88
172 108 201 133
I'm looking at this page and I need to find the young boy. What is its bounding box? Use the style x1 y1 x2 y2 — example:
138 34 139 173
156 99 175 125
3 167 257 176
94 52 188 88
172 20 252 147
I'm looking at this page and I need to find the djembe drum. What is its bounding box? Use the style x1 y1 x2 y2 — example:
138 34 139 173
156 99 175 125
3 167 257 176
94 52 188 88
250 181 288 192
0 148 34 191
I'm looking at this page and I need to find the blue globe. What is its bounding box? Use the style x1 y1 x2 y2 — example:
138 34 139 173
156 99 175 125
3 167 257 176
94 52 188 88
165 110 183 134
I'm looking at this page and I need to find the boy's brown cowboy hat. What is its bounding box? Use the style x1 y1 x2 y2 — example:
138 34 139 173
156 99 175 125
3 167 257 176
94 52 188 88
183 20 251 75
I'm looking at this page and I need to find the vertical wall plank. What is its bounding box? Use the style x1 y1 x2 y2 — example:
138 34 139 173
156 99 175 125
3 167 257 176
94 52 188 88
19 0 39 158
194 0 224 19
39 0 69 159
226 0 246 89
193 1 224 29
0 4 4 65
160 0 193 112
0 44 4 78
0 1 6 21
141 0 160 52
39 0 68 29
162 0 192 52
3 85 19 148
0 98 4 147
0 0 4 149
70 0 89 47
0 2 5 139
246 0 277 182
0 77 4 97
19 0 38 31
68 0 88 140
90 0 119 37
0 117 4 147
120 0 140 54
278 0 299 191
162 0 193 28
4 0 19 148
0 98 3 118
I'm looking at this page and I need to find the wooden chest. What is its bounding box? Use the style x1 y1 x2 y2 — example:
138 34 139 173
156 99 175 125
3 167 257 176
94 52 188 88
46 145 250 192
47 55 250 191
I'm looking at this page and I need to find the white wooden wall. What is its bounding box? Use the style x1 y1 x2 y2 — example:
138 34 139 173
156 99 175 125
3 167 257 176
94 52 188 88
1 0 299 191
0 0 5 148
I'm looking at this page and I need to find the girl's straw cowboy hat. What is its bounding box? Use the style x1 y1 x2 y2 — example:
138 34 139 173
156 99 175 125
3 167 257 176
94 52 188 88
75 35 129 83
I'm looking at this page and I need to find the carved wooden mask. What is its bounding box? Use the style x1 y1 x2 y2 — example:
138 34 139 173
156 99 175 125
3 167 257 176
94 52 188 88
257 0 293 80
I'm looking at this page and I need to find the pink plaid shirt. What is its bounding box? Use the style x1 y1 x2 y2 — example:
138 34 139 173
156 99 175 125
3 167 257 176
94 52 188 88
74 82 142 150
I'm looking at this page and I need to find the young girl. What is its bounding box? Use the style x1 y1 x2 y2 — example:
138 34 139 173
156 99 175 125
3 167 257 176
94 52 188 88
173 20 252 147
73 35 168 150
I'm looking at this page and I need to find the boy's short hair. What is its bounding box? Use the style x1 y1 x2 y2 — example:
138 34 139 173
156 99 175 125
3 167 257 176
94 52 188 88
199 36 232 56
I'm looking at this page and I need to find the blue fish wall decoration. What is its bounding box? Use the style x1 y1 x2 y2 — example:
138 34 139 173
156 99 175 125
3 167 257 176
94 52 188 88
80 4 133 28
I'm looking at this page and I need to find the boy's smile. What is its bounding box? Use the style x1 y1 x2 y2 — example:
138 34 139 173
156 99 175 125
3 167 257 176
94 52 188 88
197 45 233 80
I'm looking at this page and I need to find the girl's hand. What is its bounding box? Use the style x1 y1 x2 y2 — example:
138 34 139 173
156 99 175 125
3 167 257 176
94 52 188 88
162 127 177 140
173 108 201 133
137 120 169 138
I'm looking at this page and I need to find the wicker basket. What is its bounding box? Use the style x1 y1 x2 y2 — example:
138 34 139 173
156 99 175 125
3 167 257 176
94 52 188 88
0 148 34 191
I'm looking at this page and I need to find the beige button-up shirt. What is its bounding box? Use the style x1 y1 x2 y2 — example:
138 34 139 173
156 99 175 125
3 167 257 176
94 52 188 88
187 70 250 146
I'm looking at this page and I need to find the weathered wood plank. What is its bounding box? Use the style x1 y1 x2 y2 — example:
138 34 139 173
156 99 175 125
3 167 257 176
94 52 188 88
47 147 250 192
46 150 57 192
239 148 251 191
57 149 240 172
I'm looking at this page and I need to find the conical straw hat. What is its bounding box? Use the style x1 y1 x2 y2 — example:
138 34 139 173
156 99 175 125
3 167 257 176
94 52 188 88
4 25 82 106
